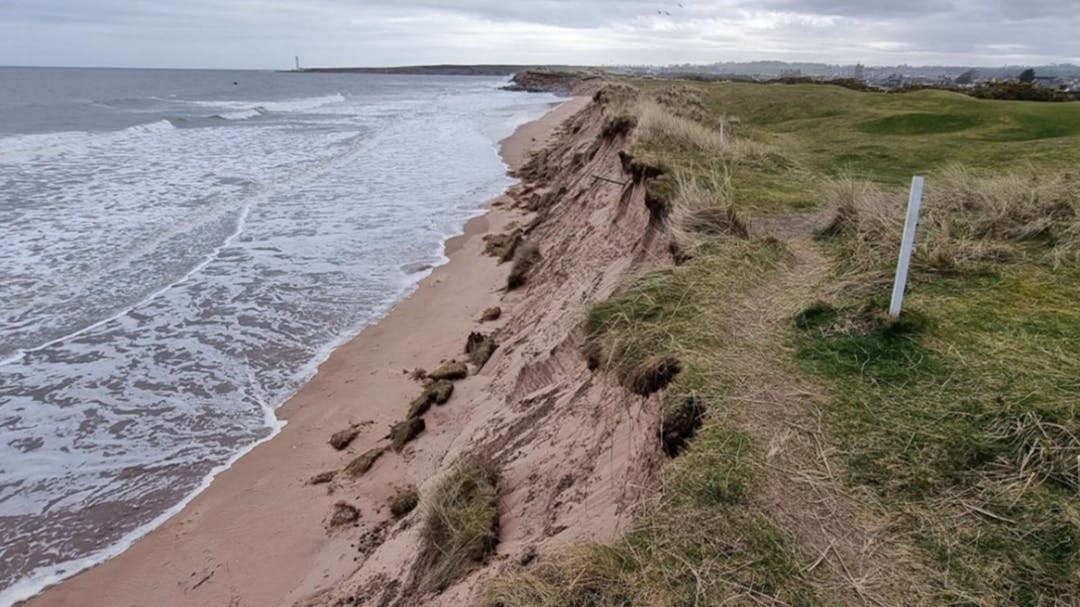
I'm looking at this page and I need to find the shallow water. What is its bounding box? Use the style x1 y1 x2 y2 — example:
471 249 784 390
0 67 559 603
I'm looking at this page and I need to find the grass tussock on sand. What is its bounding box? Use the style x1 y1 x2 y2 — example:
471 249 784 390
390 486 420 519
419 454 501 593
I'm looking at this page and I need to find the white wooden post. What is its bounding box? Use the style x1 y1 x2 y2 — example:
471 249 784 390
889 176 925 317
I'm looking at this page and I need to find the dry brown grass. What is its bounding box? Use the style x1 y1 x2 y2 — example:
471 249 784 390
668 167 751 255
820 167 1080 273
635 99 726 152
418 454 501 593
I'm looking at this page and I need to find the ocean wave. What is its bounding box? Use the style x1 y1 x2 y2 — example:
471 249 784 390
187 93 347 114
214 108 266 121
0 119 177 162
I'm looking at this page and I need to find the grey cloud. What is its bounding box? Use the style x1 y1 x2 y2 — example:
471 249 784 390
0 0 1076 68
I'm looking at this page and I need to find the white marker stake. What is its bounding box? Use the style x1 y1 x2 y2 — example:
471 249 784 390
889 175 925 317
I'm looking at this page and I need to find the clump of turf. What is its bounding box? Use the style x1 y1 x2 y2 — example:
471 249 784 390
583 270 692 396
601 113 637 139
465 332 498 369
793 301 838 331
659 395 706 457
409 368 427 382
308 470 336 485
344 447 385 477
428 360 468 381
408 380 455 418
329 426 359 451
483 231 523 262
329 501 360 528
419 454 501 592
507 242 541 290
390 486 420 519
480 307 502 322
628 355 682 396
390 417 425 451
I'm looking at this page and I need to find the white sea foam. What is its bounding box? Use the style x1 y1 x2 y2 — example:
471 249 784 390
191 92 347 114
0 76 562 605
215 108 264 120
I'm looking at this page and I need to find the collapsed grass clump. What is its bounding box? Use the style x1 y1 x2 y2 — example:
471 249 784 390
408 380 454 419
428 360 468 381
329 426 360 451
465 332 498 369
659 394 706 457
601 113 638 139
390 417 425 451
419 454 501 593
345 447 385 477
484 230 523 262
507 241 541 290
391 486 420 519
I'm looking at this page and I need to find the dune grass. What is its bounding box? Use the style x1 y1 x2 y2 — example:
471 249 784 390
610 79 1080 216
419 454 501 593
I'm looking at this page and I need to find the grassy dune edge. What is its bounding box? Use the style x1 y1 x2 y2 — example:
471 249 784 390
484 74 1080 606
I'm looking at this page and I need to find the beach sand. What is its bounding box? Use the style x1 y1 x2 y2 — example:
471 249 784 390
24 97 588 607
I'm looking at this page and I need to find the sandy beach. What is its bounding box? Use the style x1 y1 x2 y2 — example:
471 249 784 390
24 97 589 607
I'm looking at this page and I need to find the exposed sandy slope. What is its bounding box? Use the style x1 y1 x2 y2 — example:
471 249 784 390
28 88 672 607
301 94 676 607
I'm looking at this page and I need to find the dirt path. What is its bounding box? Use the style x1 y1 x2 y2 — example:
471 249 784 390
723 216 921 606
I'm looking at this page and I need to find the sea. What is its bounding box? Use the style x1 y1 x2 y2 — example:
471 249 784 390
0 66 560 604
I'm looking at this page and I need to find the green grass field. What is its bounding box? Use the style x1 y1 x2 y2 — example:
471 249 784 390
626 80 1080 213
490 77 1079 606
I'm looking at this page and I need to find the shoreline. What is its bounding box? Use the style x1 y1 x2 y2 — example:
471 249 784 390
18 96 589 607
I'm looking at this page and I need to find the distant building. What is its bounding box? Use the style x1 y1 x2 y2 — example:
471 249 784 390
884 73 904 89
854 63 865 81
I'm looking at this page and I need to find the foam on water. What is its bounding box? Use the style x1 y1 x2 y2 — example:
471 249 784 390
0 75 561 604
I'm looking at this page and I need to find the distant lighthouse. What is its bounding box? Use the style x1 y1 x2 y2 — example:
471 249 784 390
295 56 301 71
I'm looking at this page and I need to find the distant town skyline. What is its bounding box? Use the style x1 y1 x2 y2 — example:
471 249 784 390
1 1 1077 70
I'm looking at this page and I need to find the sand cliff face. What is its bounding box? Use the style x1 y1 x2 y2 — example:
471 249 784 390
300 96 675 607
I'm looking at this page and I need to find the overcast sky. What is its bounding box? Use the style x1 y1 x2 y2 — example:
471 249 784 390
1 0 1077 69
